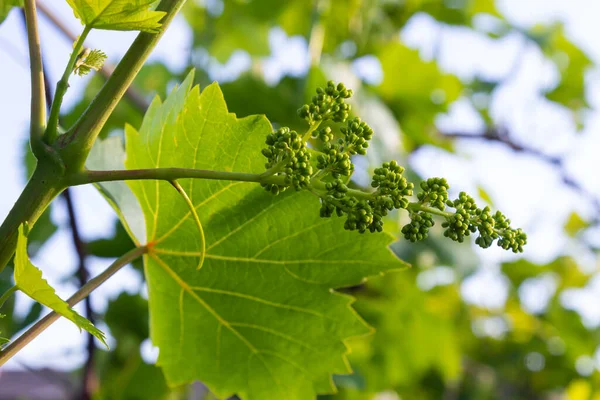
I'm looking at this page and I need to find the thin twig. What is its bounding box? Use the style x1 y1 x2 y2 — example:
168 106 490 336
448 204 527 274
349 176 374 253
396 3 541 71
62 189 96 400
45 26 91 143
26 20 97 396
443 127 561 165
0 246 148 367
443 127 600 225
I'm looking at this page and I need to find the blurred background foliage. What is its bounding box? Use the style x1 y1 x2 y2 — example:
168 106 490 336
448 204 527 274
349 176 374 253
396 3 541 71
1 0 599 399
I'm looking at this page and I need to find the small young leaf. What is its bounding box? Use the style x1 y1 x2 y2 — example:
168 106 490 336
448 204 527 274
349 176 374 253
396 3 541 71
564 212 589 237
14 225 107 347
66 0 166 32
74 48 107 76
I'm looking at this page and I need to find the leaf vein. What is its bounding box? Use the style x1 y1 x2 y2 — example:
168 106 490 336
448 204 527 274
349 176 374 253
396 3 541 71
150 253 258 353
189 286 327 318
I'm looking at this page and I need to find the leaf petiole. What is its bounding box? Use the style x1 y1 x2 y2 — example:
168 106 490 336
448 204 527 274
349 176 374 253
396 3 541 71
45 26 91 144
67 168 287 187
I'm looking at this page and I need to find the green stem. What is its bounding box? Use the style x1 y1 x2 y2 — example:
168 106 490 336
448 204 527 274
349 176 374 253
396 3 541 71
407 203 453 218
0 167 65 273
23 0 46 158
0 0 187 272
303 121 322 142
0 286 18 309
45 26 91 144
67 168 287 187
58 0 189 172
0 246 147 367
407 202 510 237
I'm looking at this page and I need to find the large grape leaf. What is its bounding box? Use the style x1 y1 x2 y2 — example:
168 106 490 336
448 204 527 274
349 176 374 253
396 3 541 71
94 72 407 399
13 225 107 346
65 0 165 32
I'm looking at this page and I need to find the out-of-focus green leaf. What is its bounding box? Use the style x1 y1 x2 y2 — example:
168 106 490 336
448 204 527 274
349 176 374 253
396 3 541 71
105 292 149 343
87 220 136 259
220 74 305 129
0 0 21 25
502 257 589 290
565 379 592 400
347 271 462 393
530 24 591 119
375 40 461 150
98 293 170 400
98 358 170 400
477 186 493 206
0 268 15 343
421 0 502 26
185 0 277 62
66 0 165 32
14 302 42 331
134 62 173 100
564 212 589 237
14 225 107 346
62 76 143 139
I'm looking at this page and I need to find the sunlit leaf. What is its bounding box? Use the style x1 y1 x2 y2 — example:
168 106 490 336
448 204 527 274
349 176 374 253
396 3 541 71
66 0 165 32
92 72 407 399
13 225 107 347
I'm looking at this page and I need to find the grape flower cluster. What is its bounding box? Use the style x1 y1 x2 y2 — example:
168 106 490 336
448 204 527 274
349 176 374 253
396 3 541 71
260 81 527 253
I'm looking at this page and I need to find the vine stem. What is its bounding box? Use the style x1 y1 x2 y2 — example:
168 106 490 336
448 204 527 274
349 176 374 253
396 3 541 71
407 203 453 218
67 168 287 187
0 0 186 272
0 245 148 367
0 286 18 309
63 188 96 400
59 0 189 171
22 0 46 158
45 26 91 144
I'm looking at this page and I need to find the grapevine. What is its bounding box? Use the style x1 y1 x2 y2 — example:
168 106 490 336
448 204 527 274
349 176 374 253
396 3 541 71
261 81 527 252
